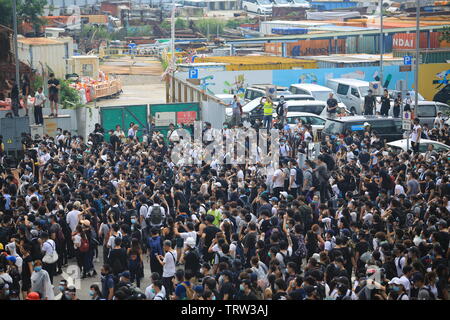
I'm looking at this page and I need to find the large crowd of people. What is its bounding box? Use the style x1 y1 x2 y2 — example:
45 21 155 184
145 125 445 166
0 104 449 301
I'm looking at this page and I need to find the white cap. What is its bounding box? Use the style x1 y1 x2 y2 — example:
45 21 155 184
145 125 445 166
185 237 196 248
279 191 288 199
214 182 222 188
388 277 402 286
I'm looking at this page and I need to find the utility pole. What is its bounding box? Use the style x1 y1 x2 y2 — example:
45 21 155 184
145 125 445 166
379 0 384 86
12 0 20 94
170 0 176 69
415 0 420 114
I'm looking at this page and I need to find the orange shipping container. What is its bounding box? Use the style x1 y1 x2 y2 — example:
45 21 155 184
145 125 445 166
393 32 442 50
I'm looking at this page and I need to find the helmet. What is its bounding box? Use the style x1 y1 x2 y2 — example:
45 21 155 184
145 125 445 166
26 292 40 300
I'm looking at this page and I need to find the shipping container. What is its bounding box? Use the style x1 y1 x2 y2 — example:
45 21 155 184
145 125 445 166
309 1 358 10
393 32 442 50
195 55 317 70
286 39 346 57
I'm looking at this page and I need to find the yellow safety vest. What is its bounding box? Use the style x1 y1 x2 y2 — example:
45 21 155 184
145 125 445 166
263 102 273 116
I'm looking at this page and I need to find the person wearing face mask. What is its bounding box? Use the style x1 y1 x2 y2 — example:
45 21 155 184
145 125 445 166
262 97 274 130
30 260 54 300
238 279 258 300
58 279 69 300
388 277 409 300
90 284 103 300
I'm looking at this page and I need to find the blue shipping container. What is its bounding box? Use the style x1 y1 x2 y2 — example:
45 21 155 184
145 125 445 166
309 1 358 10
271 28 308 35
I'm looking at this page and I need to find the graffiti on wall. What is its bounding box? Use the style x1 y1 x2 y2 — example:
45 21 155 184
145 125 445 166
273 66 415 92
418 63 450 104
223 74 246 95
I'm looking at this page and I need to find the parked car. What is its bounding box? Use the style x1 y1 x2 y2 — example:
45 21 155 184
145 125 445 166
322 115 404 142
270 0 291 7
389 90 425 101
288 0 311 8
386 101 450 128
243 84 291 103
242 0 273 15
289 83 349 113
236 94 316 122
326 78 371 115
283 112 326 136
387 138 450 153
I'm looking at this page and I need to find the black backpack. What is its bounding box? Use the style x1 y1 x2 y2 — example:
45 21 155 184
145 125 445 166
311 172 320 188
216 252 233 268
279 251 294 269
146 205 164 227
295 167 303 186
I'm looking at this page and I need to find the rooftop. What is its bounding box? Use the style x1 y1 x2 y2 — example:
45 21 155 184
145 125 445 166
17 37 63 45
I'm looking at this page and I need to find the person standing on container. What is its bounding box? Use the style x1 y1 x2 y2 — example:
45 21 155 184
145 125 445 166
326 92 338 118
364 89 376 116
47 73 60 118
263 97 274 131
379 89 391 117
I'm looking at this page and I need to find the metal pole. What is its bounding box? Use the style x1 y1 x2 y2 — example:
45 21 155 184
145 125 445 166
170 0 175 69
12 0 20 94
415 0 420 114
379 0 384 86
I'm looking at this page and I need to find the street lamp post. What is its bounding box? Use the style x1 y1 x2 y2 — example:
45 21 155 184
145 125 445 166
12 0 20 94
415 0 420 113
379 0 384 86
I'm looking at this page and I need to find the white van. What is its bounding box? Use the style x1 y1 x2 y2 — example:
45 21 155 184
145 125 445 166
289 83 349 113
242 0 273 15
243 84 291 103
326 78 371 115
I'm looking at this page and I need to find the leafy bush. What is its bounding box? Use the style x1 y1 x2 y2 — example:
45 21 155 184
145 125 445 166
59 80 83 109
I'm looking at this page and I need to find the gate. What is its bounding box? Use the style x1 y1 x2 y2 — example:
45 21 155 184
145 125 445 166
100 105 148 140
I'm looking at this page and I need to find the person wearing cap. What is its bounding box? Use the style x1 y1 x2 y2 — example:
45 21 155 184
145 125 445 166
65 285 80 300
388 277 409 300
180 237 200 278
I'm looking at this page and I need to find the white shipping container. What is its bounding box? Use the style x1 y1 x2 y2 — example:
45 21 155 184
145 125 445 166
17 37 74 78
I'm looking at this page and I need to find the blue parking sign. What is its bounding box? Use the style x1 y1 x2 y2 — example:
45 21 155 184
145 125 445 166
189 68 198 79
403 55 412 65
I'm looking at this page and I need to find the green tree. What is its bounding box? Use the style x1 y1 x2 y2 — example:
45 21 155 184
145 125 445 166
0 0 47 34
440 26 450 43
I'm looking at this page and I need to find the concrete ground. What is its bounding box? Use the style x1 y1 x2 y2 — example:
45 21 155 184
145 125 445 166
92 57 167 107
52 246 153 300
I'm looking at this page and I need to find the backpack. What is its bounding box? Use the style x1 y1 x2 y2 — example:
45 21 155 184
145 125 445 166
295 167 303 186
279 251 294 269
147 236 161 255
294 234 307 259
181 282 195 300
216 252 233 267
146 205 164 227
233 241 246 266
80 238 90 253
311 171 320 188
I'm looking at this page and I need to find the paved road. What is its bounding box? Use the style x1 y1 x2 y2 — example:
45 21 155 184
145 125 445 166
52 246 154 300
